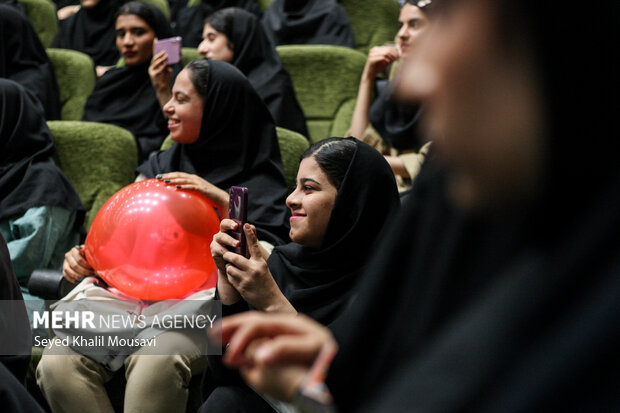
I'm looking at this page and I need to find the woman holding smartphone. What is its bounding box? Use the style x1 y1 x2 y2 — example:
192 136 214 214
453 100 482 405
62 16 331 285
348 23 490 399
37 58 291 413
82 1 177 162
200 137 400 411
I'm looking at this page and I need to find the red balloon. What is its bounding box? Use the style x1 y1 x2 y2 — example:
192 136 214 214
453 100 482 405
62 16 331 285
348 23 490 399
84 179 219 300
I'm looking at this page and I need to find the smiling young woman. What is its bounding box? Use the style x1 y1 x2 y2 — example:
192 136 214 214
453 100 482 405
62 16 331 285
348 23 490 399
202 137 399 411
38 58 292 413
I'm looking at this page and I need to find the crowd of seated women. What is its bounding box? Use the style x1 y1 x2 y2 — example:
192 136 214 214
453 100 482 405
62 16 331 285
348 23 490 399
3 0 617 412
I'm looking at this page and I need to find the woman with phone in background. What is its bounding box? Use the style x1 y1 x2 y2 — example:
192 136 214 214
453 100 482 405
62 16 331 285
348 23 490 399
82 1 178 162
200 137 399 412
151 7 309 138
37 58 290 413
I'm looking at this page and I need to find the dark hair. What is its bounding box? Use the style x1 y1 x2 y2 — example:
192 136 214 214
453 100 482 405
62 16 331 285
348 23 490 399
116 1 158 32
300 137 357 191
184 59 210 98
204 8 236 51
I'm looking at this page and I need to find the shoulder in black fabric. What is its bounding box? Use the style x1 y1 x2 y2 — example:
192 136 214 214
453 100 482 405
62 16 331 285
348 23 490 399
0 79 84 225
0 5 61 120
51 0 122 66
261 0 355 48
137 60 290 245
369 81 425 151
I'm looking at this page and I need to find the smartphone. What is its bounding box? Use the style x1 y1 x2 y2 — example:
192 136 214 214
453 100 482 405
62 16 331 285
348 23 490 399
228 186 249 258
154 36 182 65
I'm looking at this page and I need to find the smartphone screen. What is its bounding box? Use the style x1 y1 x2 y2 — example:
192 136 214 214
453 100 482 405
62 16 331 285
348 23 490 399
154 36 182 65
228 186 249 257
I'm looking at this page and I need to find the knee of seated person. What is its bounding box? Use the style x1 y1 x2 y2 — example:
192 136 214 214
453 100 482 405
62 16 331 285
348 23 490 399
36 354 76 391
125 354 192 385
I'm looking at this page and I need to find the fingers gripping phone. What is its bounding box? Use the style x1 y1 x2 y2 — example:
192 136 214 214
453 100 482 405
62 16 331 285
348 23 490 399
154 36 182 65
228 186 249 258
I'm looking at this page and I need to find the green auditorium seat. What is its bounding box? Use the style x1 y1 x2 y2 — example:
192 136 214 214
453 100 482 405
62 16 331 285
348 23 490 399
341 0 400 54
160 126 308 193
47 121 138 230
18 0 58 48
276 126 309 192
46 48 96 121
276 45 366 143
181 47 202 65
161 135 174 150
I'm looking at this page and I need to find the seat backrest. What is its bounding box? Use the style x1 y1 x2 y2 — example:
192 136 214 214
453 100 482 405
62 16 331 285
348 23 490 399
161 127 308 193
341 0 399 54
18 0 58 48
277 45 366 142
48 121 138 230
275 126 309 192
181 47 202 65
46 48 96 121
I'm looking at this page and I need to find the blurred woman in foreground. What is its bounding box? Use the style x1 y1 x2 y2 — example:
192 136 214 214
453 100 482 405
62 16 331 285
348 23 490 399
213 0 620 411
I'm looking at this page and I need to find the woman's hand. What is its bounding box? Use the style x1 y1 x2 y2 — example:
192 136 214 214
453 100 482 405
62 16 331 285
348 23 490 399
223 225 296 314
211 219 240 274
363 46 400 81
149 49 173 108
216 312 335 402
57 4 80 20
62 245 94 283
211 219 243 304
157 172 229 217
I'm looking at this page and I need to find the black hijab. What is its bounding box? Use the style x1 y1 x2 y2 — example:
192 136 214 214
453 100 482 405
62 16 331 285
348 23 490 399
325 0 620 411
0 79 85 225
261 0 355 48
0 5 61 121
52 0 124 67
0 0 25 13
267 139 399 325
369 79 425 151
214 7 308 137
82 2 175 162
53 0 80 9
175 0 262 47
137 60 290 246
0 233 31 384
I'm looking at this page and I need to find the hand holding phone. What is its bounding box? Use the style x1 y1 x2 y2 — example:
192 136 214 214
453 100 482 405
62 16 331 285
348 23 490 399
154 36 182 65
228 186 249 258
